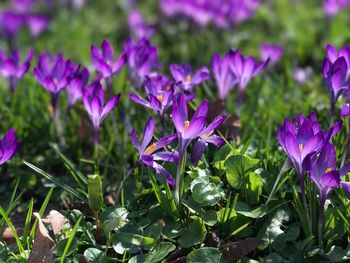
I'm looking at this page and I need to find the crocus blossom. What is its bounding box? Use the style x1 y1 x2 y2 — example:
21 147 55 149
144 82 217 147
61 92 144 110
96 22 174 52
124 38 160 87
169 64 210 92
229 49 267 93
91 39 126 79
131 117 178 186
0 49 33 91
325 44 350 80
322 56 348 112
33 51 73 96
293 67 313 85
25 14 49 38
82 81 121 144
129 74 175 115
260 44 284 66
0 11 24 39
324 0 350 18
191 115 226 164
66 65 89 107
212 51 237 101
160 0 261 28
172 93 225 150
304 142 350 197
277 112 341 188
0 128 19 165
128 9 155 40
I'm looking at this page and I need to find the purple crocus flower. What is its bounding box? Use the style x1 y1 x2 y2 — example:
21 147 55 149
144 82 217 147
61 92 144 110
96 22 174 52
172 93 225 150
91 39 126 79
191 115 226 164
260 43 284 66
128 9 155 40
25 14 49 38
169 64 210 93
33 51 73 96
324 0 350 18
0 11 24 39
322 56 348 113
11 0 34 12
229 49 267 93
303 142 350 245
124 38 160 87
0 49 33 92
66 65 89 107
277 112 341 189
131 117 178 186
292 67 313 85
0 128 19 165
325 44 350 80
129 73 174 115
82 81 121 144
212 51 237 101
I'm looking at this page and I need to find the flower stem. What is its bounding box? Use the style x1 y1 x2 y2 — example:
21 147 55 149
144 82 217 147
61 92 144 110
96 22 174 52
93 128 99 174
174 141 187 209
318 195 325 247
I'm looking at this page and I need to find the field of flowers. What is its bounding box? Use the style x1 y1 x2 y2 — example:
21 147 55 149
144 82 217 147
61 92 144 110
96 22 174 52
0 0 350 262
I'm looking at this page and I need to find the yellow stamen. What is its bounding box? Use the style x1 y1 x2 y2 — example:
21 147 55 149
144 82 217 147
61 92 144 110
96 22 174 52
145 143 157 155
157 94 163 103
203 131 212 139
184 120 190 131
325 167 332 173
186 75 192 82
165 85 171 91
299 144 303 152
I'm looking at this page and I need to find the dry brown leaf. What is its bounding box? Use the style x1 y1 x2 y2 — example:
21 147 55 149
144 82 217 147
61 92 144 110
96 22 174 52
43 210 68 236
28 212 55 263
220 237 262 262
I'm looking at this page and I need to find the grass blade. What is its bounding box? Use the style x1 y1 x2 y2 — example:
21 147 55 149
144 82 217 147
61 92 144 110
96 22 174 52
60 216 82 263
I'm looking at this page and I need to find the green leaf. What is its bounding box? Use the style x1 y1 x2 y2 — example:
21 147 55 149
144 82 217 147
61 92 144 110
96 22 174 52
113 232 154 246
88 175 103 213
129 242 176 263
191 175 224 206
203 210 218 226
100 206 128 234
187 247 222 263
225 155 259 189
246 172 264 205
178 218 207 248
257 209 290 250
235 203 268 219
83 248 109 263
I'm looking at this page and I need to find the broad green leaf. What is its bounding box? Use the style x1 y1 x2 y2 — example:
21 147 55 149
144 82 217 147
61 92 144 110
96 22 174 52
83 248 109 263
225 155 259 189
178 218 207 248
235 203 267 219
100 206 128 234
257 209 290 250
191 175 224 206
187 247 222 263
129 242 176 263
203 210 217 226
246 172 264 205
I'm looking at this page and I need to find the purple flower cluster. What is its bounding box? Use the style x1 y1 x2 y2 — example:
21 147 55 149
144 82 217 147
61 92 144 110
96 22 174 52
160 0 261 28
324 0 350 17
212 49 267 112
0 49 33 91
0 0 48 40
323 44 350 114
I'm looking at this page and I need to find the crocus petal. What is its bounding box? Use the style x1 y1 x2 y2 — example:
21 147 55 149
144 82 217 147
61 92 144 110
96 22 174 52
192 66 210 85
155 134 177 151
341 104 350 117
90 96 103 128
102 39 114 62
205 134 225 147
141 154 154 166
129 92 151 108
191 139 208 165
301 133 324 160
152 162 175 187
153 151 179 163
169 64 184 82
201 115 226 135
339 161 350 178
341 182 350 194
320 171 340 188
112 52 126 74
131 129 140 150
140 117 155 152
192 100 208 119
183 117 206 139
101 94 120 120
